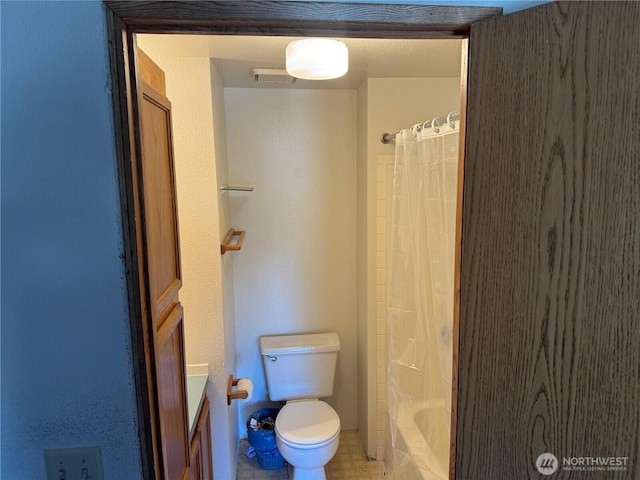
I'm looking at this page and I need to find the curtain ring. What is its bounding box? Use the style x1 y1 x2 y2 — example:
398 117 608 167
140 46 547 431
447 112 455 129
431 117 439 133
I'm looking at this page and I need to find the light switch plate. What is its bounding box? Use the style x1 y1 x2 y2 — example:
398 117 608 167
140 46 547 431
44 446 103 480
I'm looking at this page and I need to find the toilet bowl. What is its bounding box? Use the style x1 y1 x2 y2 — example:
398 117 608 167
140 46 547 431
275 400 340 480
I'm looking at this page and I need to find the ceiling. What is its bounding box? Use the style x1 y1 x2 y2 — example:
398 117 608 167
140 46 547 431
137 34 463 90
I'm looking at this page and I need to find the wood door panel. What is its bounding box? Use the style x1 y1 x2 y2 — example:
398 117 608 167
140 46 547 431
197 397 213 480
156 303 189 480
137 48 166 96
457 2 640 478
139 82 182 321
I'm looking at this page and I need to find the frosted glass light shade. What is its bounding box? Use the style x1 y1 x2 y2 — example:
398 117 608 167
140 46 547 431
286 39 348 80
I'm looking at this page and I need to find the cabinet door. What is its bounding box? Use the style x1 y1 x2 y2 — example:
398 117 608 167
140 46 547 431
197 397 213 480
457 2 640 478
187 396 212 480
188 434 202 480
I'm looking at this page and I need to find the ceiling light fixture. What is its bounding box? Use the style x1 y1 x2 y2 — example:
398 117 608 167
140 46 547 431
286 38 348 80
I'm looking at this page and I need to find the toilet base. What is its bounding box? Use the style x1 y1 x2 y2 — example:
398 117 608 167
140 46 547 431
288 463 327 480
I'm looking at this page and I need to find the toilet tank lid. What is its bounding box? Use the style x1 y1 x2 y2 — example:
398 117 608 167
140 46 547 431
260 333 340 355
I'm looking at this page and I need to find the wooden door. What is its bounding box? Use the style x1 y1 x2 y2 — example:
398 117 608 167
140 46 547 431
137 52 190 480
456 2 640 478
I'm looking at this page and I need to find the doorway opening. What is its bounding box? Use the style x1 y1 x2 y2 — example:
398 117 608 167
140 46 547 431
136 32 464 479
105 3 500 478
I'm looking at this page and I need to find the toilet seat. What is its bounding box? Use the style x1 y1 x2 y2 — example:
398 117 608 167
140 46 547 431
275 400 340 449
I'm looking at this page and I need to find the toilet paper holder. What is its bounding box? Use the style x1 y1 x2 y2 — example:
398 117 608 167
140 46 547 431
227 374 249 405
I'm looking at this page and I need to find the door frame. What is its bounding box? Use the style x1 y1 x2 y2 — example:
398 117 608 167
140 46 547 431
104 2 501 478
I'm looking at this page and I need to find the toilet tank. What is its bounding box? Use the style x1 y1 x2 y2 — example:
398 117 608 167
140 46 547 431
260 332 340 402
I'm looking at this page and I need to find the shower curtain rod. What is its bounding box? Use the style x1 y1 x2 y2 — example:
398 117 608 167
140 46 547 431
380 111 460 144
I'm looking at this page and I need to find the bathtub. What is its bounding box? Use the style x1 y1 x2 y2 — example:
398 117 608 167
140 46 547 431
390 400 450 480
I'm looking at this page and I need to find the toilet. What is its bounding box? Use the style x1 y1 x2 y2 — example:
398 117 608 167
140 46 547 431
260 332 341 480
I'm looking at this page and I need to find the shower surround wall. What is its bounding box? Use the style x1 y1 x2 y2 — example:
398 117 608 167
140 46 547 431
358 77 462 461
225 88 359 435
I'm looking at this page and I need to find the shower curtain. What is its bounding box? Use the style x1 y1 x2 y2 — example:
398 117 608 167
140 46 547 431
386 117 459 479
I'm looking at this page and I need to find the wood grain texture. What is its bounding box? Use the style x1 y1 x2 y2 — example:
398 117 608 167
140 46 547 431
137 47 166 95
139 81 182 323
458 2 640 479
449 36 469 480
137 77 190 479
105 0 501 34
187 396 212 480
155 304 189 480
129 25 470 38
105 11 158 480
197 396 213 480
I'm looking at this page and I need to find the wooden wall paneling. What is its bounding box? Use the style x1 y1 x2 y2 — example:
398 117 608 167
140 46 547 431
457 2 640 478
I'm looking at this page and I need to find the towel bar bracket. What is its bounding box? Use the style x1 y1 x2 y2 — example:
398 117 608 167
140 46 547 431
221 229 246 254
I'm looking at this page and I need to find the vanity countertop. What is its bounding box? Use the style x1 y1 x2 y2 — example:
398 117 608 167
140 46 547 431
187 374 208 438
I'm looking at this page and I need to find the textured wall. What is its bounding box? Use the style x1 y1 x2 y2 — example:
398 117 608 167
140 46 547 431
225 88 359 434
1 2 141 478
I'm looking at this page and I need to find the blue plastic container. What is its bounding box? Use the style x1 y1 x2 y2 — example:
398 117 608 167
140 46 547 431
246 408 285 470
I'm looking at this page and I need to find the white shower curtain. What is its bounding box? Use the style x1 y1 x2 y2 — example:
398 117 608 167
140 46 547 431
386 118 459 479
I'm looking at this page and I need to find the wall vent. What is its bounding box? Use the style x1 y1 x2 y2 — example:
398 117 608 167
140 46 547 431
252 68 296 84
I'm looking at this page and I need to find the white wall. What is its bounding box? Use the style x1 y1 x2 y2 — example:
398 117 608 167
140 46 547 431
356 79 373 457
212 60 242 480
1 2 142 478
149 56 222 367
143 52 238 480
367 78 462 158
225 88 359 434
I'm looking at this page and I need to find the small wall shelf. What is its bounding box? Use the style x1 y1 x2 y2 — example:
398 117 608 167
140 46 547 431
221 229 246 254
219 185 254 194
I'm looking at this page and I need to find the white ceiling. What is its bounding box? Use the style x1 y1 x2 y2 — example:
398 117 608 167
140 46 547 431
137 34 462 90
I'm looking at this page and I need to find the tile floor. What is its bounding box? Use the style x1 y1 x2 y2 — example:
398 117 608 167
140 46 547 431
236 430 383 480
